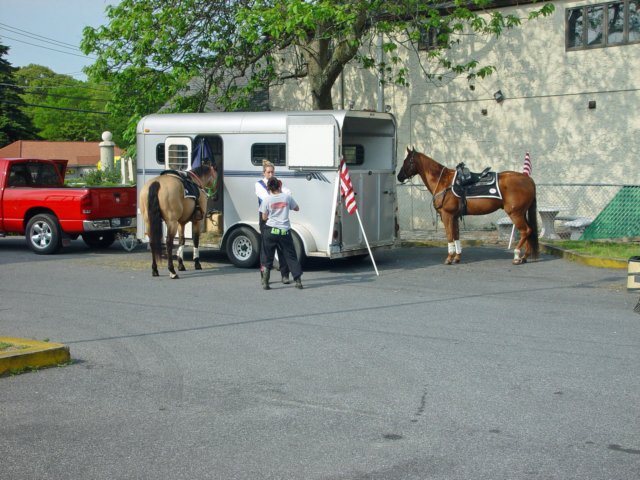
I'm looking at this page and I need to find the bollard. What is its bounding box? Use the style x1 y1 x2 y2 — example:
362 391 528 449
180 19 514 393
627 256 640 292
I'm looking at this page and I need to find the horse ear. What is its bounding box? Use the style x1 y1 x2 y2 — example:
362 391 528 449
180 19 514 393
406 146 411 154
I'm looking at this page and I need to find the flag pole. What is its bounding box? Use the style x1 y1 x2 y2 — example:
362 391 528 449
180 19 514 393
508 224 516 250
353 208 379 276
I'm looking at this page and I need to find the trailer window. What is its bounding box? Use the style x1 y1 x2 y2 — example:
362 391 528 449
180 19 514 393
343 145 364 165
167 144 189 170
251 143 286 166
156 144 165 166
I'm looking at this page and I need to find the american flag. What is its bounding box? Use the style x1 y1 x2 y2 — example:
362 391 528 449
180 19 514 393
339 158 357 215
523 152 532 176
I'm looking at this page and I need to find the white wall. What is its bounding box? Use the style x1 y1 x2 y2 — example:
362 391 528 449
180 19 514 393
270 1 640 229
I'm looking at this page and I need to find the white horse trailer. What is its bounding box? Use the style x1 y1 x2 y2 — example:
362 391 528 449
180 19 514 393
136 110 398 267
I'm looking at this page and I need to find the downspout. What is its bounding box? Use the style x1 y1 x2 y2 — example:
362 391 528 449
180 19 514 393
377 33 384 112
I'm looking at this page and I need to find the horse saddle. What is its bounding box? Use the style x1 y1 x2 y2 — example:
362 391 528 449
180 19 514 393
452 164 502 201
454 163 492 187
160 170 201 199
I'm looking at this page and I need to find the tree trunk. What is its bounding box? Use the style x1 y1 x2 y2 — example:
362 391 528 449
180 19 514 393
303 11 368 110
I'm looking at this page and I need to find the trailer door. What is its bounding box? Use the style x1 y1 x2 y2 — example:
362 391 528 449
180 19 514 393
286 115 339 170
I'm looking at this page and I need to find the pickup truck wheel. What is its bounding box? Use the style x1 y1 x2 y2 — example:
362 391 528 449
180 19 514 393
82 231 116 249
226 226 260 268
26 214 62 254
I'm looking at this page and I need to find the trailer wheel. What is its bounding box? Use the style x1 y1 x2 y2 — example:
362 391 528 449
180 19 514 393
26 213 62 255
226 226 260 268
82 231 116 249
291 231 307 267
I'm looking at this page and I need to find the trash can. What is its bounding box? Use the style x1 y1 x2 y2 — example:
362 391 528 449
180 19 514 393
627 256 640 291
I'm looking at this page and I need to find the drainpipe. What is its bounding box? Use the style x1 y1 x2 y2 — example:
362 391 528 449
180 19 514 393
377 33 384 112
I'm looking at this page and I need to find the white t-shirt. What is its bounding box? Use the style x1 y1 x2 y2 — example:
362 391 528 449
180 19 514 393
255 178 291 209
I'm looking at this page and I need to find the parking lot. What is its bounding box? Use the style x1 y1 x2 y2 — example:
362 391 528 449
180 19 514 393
1 238 638 480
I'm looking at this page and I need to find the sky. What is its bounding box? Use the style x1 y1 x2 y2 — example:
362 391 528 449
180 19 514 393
1 0 118 80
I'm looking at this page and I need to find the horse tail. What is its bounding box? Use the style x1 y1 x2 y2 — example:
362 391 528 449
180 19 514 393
148 181 163 256
527 196 540 259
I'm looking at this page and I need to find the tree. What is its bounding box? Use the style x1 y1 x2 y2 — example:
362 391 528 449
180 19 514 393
82 0 554 139
0 42 37 147
13 64 128 146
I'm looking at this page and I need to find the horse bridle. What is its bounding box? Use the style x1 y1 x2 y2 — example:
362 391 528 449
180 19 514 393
399 149 417 182
402 150 450 210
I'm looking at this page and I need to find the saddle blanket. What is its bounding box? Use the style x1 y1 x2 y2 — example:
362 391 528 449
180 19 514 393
160 170 200 199
452 171 502 200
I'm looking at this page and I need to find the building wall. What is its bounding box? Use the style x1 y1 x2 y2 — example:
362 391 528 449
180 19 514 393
269 1 640 230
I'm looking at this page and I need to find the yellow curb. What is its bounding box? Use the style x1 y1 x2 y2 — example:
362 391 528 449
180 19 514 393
540 244 627 269
0 337 70 376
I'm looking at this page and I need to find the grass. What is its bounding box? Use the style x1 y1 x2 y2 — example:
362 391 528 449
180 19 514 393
545 240 640 260
0 341 29 353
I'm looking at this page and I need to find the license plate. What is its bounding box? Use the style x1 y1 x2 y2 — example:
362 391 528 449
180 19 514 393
111 218 121 227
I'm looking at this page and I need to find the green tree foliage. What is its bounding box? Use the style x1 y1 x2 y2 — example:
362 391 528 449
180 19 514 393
13 64 128 146
82 0 555 140
0 42 37 147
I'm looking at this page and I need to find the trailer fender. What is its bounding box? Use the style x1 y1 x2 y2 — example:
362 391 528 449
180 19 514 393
290 224 316 256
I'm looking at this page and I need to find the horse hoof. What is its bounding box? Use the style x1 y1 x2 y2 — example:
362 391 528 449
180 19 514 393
453 256 461 264
170 272 179 279
194 262 202 270
512 258 524 265
152 271 159 277
178 265 186 271
444 258 453 265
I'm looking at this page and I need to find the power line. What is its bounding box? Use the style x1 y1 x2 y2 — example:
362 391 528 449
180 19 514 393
0 82 112 94
0 33 95 59
0 83 111 100
0 99 110 115
0 22 80 50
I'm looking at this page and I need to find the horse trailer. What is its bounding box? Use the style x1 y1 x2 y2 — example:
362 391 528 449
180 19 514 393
136 110 398 267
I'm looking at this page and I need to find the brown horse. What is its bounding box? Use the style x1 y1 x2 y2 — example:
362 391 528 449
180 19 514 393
139 164 217 278
397 148 539 265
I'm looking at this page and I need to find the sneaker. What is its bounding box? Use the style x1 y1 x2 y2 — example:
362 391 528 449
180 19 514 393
282 274 291 284
294 278 303 290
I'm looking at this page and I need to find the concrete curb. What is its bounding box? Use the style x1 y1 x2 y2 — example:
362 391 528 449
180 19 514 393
401 239 628 270
0 337 70 376
540 243 628 269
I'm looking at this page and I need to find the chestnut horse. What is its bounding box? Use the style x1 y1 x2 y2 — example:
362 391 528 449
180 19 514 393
139 164 217 278
397 148 538 265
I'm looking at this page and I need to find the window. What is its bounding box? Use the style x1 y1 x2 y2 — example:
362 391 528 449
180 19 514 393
156 144 165 166
251 143 286 166
343 145 365 165
417 24 451 51
167 144 189 170
8 164 29 186
567 1 640 49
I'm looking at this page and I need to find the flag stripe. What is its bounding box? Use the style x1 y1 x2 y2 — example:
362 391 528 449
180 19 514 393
523 152 532 176
339 158 357 214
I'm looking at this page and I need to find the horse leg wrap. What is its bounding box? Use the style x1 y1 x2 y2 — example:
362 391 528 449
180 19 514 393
193 247 202 270
447 242 456 254
177 245 184 260
513 248 521 260
454 240 462 254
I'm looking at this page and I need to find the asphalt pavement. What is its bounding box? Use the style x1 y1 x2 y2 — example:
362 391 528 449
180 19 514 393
1 237 638 480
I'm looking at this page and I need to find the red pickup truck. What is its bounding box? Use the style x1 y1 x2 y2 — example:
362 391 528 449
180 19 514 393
0 157 137 254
